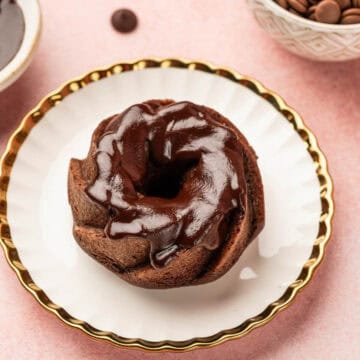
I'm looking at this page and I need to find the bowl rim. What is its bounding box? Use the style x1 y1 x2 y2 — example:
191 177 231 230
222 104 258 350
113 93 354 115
261 0 360 31
0 0 42 91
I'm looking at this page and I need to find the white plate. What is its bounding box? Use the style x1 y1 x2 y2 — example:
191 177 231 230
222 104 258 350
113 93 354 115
1 60 333 350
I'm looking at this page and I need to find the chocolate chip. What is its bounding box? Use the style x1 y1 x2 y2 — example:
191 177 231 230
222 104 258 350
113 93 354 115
288 0 309 13
275 0 289 8
289 7 302 15
111 8 138 33
334 0 352 9
307 4 318 18
341 7 360 22
273 0 360 24
315 0 341 23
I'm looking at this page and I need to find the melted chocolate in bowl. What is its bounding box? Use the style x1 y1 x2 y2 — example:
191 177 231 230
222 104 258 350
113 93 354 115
86 101 247 268
0 0 25 71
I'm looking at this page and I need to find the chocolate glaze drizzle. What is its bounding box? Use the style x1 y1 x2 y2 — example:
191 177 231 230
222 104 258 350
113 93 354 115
86 101 246 268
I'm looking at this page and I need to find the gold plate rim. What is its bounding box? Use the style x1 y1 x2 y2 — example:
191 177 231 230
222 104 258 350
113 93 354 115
0 58 334 352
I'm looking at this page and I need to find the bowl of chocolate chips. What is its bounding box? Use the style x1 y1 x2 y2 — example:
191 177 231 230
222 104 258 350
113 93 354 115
0 0 41 91
248 0 360 61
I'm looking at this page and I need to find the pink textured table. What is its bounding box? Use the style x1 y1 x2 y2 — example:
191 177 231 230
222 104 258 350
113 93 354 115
0 1 359 359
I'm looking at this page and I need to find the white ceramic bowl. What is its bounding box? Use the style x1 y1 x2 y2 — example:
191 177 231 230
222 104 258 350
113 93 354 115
0 0 41 91
247 0 360 61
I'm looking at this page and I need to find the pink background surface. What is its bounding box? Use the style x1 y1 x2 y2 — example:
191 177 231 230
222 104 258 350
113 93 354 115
0 1 359 359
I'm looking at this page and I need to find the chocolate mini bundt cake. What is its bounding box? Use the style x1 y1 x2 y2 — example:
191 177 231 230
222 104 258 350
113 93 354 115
68 100 264 289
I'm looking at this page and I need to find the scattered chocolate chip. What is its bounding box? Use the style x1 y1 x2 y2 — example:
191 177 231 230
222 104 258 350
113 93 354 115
111 8 138 33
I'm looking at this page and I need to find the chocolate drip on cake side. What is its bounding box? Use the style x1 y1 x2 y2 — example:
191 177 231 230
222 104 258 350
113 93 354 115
86 101 247 268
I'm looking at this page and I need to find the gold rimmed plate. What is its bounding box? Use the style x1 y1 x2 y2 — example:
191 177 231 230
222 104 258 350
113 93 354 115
0 58 333 351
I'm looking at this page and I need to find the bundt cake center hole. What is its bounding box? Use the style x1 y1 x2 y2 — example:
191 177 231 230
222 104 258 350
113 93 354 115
139 159 198 199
